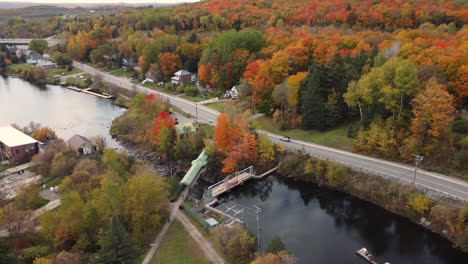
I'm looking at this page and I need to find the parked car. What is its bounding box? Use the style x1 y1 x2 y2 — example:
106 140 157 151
52 75 61 79
279 136 291 142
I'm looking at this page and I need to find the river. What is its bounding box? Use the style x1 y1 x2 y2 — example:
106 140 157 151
0 76 125 148
216 176 468 264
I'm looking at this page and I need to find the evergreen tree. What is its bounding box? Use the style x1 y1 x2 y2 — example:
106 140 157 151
300 63 326 130
266 235 286 253
96 216 137 264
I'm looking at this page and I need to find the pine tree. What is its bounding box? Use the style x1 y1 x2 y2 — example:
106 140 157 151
96 216 137 264
300 63 326 130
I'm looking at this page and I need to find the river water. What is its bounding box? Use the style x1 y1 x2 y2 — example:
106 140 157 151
0 76 125 148
216 176 468 264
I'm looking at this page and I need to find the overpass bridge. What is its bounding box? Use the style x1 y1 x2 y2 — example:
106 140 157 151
0 38 66 46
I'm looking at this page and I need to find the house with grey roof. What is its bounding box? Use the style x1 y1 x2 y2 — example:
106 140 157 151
66 135 96 156
171 70 196 85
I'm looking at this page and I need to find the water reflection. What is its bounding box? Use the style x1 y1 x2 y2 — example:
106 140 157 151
216 176 467 264
0 76 125 148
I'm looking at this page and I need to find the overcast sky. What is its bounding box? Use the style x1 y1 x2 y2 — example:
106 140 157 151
0 0 199 3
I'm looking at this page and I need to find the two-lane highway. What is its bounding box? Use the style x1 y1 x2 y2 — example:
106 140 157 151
73 61 468 202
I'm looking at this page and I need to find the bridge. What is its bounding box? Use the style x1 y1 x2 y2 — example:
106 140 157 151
0 38 66 46
206 166 256 199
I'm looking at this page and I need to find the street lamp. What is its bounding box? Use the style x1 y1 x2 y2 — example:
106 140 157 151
412 154 424 185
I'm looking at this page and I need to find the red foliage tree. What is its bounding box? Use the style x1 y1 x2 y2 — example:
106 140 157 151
150 111 176 145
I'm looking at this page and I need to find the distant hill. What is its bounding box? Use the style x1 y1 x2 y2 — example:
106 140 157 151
0 1 184 9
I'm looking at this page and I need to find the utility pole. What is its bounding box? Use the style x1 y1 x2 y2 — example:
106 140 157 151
253 205 262 253
412 154 424 185
195 103 199 123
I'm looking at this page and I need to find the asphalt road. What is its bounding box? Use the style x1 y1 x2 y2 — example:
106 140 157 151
73 61 468 202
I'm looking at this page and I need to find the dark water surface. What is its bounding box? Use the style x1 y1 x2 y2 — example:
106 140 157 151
216 176 468 264
0 76 125 147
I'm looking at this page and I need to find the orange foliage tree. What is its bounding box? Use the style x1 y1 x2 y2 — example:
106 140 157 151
244 60 275 113
222 133 259 173
160 52 181 77
214 113 235 152
150 111 176 145
409 78 455 154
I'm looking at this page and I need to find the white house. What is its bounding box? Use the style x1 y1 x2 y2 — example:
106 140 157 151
224 85 239 99
66 135 96 156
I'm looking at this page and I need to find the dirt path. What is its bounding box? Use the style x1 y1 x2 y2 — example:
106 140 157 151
141 189 188 264
176 211 225 264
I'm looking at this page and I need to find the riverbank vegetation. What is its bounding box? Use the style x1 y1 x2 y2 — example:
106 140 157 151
277 149 468 252
0 135 171 263
112 93 208 162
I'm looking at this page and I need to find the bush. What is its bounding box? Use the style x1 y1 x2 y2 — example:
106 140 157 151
184 85 199 96
452 119 468 133
454 151 468 169
20 245 49 264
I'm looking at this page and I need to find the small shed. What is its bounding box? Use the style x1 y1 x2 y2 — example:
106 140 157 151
205 218 219 228
66 135 96 156
180 150 208 186
0 126 39 163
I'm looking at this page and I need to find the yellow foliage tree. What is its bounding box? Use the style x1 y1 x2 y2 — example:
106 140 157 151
408 194 432 215
269 50 291 83
286 72 307 105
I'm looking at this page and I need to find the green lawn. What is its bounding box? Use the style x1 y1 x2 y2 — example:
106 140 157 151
47 67 80 78
0 163 15 173
182 94 216 102
171 106 193 118
151 219 211 264
200 124 214 138
42 176 62 189
256 116 353 150
7 63 31 73
141 82 156 88
111 68 136 78
205 102 227 112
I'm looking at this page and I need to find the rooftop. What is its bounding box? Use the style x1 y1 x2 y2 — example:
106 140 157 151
175 123 196 135
0 126 38 147
174 70 192 76
66 135 94 149
180 150 208 186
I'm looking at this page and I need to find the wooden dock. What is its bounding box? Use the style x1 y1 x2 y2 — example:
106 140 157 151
66 86 82 92
65 86 113 99
81 88 113 99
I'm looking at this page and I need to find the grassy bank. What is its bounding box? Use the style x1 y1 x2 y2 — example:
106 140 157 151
150 219 211 264
256 116 353 150
111 68 136 78
47 67 80 78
